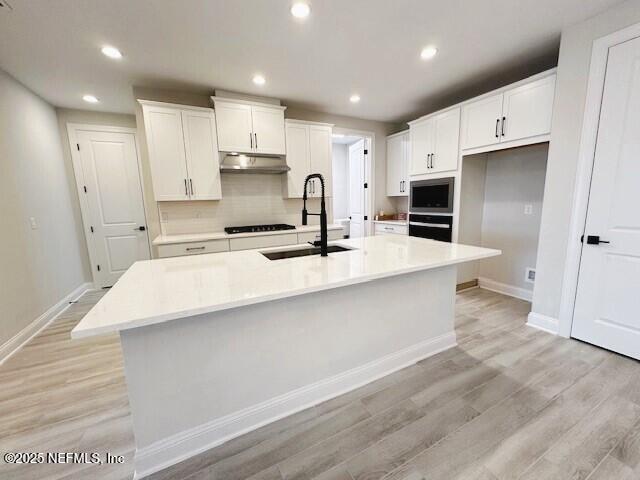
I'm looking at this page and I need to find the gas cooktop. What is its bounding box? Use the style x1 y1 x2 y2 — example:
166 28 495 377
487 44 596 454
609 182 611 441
224 224 296 235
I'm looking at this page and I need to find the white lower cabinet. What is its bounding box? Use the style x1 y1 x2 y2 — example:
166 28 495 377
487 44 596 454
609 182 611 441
297 229 344 243
229 233 298 251
374 223 408 235
157 239 229 258
283 120 333 198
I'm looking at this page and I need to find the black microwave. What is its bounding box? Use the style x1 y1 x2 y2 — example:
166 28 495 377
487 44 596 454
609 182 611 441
409 178 454 214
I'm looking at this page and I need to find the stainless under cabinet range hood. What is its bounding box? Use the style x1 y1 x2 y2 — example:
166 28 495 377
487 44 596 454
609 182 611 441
219 153 290 174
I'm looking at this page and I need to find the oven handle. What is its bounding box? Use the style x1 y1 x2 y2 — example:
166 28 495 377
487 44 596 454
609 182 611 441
409 221 451 229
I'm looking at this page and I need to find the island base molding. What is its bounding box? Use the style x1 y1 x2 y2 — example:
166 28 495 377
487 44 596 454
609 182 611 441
121 267 458 478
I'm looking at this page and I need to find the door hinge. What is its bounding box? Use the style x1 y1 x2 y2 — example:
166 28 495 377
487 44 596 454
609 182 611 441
364 215 368 221
90 226 94 233
580 235 584 243
83 186 87 193
364 149 368 155
363 182 368 189
96 264 101 271
77 143 80 151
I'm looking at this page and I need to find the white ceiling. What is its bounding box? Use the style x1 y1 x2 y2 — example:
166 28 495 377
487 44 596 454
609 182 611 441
0 0 624 123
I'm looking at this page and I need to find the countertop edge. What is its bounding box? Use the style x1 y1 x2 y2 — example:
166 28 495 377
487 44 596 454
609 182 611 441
71 248 500 339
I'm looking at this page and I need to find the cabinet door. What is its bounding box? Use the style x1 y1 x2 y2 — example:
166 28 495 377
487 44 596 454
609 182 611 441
142 105 189 201
283 122 309 198
181 109 222 200
432 108 460 173
386 134 404 196
214 101 253 153
309 126 332 197
400 133 410 196
251 106 286 155
501 74 555 142
460 93 503 150
410 118 434 175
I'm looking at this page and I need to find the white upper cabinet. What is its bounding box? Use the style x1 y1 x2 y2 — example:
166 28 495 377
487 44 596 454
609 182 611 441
308 125 332 198
181 110 222 200
251 105 286 155
501 74 556 142
212 98 286 156
213 101 253 153
410 117 434 175
282 120 333 198
461 73 556 152
140 101 221 202
460 94 504 150
410 108 460 176
386 131 409 196
432 108 461 173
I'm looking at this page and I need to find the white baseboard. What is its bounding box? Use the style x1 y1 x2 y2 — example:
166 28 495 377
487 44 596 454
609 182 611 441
134 331 457 479
0 282 92 365
478 277 533 302
527 312 559 335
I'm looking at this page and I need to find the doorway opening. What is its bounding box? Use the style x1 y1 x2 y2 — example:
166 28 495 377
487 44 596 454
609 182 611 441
331 131 374 238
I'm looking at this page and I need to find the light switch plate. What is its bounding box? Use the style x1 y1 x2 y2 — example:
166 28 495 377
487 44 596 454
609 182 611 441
29 217 38 229
524 204 533 215
525 267 536 284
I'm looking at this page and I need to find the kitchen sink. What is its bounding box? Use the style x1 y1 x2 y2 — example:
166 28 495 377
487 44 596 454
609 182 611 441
261 245 353 260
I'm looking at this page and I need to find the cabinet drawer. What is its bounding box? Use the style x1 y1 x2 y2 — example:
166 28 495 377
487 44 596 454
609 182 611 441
374 223 408 235
157 239 229 258
229 233 298 251
297 229 344 244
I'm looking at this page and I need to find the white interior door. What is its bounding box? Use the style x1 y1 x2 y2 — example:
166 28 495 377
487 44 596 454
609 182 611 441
348 139 365 238
571 36 640 360
76 129 150 288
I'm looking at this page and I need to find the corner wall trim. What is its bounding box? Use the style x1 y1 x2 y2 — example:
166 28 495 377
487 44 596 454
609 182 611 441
0 282 92 365
478 277 533 302
527 312 559 335
133 331 457 479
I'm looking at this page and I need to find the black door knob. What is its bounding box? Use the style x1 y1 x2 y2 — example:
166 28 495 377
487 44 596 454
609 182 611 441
136 226 146 231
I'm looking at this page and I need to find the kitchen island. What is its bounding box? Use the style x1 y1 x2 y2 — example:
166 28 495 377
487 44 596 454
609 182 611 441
72 235 499 478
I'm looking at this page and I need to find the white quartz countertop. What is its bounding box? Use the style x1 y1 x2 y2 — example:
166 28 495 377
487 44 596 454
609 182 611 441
72 236 500 339
153 224 344 245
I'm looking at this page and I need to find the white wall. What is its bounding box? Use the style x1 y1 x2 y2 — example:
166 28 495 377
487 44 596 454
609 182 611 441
331 143 349 220
479 145 547 293
531 0 640 321
0 70 88 346
457 144 547 294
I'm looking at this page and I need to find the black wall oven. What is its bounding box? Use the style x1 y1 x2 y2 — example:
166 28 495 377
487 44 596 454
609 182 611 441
409 178 454 214
409 214 453 242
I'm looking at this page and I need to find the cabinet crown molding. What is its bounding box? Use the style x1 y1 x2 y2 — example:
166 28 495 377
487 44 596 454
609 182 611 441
137 99 213 112
285 119 334 128
211 96 287 110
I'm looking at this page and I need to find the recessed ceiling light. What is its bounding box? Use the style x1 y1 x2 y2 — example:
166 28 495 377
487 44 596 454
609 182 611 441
101 46 122 59
420 45 438 60
252 74 266 86
349 94 360 104
290 2 311 18
82 94 99 104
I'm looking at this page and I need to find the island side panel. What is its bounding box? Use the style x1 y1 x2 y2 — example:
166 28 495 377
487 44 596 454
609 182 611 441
120 265 457 478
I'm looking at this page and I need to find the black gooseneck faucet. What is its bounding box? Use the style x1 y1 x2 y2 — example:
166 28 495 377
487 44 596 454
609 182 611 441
301 173 328 257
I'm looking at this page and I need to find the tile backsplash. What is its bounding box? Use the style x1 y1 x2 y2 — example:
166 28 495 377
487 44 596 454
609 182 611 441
159 174 327 235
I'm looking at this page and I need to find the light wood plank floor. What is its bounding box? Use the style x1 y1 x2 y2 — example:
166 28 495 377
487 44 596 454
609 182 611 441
1 288 639 480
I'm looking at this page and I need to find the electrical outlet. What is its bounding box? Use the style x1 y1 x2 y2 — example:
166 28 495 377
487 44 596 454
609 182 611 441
161 212 169 222
524 204 533 215
29 217 38 230
525 268 536 284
